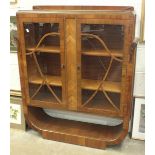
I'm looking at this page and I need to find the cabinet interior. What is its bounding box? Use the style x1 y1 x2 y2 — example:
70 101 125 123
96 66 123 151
24 22 62 104
81 24 124 51
80 23 123 112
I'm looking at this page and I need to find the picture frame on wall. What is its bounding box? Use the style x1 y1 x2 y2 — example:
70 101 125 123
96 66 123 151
10 90 22 97
10 0 17 4
132 98 145 140
10 96 26 130
10 16 17 52
10 0 20 9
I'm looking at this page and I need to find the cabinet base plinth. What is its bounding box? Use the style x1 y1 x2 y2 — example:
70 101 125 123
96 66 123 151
25 107 128 149
42 132 107 149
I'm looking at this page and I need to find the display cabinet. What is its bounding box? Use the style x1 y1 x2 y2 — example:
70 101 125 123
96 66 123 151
16 6 137 149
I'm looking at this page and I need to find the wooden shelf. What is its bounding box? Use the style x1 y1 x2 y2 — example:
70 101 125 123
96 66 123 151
26 45 60 53
81 79 121 93
29 76 120 93
81 49 123 57
29 75 62 86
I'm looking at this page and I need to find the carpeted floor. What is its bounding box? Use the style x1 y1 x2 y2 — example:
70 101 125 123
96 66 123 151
10 128 145 155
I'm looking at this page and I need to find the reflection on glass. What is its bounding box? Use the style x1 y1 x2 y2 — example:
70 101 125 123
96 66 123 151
80 24 124 112
23 22 62 104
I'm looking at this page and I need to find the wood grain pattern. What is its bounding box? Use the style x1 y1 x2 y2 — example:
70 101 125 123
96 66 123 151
26 45 60 53
17 6 137 149
33 5 134 11
28 75 62 86
65 18 78 111
82 50 123 57
82 79 121 93
27 107 126 149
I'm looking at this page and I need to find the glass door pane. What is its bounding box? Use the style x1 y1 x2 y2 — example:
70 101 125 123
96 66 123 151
23 22 64 105
79 23 124 114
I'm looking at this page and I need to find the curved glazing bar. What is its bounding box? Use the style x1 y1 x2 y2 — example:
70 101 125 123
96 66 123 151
81 33 122 111
26 32 62 104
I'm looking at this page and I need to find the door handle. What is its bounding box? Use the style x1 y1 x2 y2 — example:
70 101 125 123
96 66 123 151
61 64 65 69
77 65 81 70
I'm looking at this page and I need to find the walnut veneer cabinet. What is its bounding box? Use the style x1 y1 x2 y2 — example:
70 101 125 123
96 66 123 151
16 6 137 149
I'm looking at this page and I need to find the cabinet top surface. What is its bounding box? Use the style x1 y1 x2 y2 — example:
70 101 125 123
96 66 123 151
17 6 135 19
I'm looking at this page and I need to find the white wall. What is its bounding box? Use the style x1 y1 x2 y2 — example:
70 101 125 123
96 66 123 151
134 44 145 97
10 53 21 91
10 0 142 38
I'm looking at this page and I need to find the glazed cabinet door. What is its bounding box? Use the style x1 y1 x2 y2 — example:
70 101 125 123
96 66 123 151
17 16 66 109
77 19 130 117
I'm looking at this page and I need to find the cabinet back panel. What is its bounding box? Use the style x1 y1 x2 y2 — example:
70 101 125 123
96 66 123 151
24 22 60 48
81 56 122 82
81 24 124 51
26 53 61 77
29 84 62 103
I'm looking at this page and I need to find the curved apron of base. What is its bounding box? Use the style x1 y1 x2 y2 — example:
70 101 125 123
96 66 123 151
25 114 128 146
24 114 43 133
106 129 128 146
23 106 130 148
